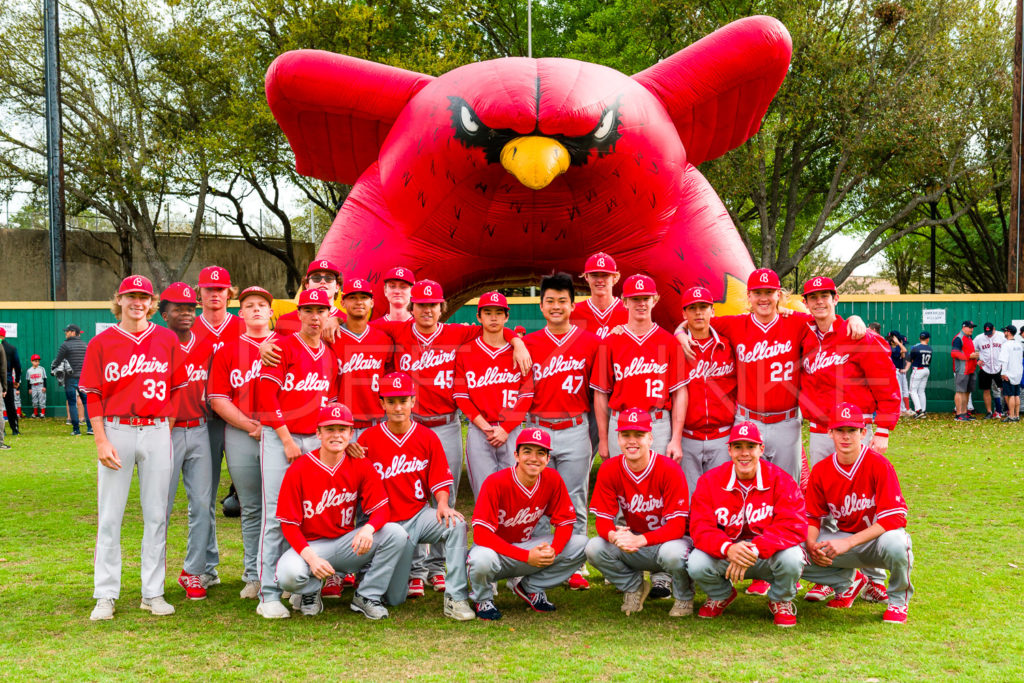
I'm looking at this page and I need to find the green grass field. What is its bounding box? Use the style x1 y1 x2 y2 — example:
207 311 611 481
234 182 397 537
0 416 1022 681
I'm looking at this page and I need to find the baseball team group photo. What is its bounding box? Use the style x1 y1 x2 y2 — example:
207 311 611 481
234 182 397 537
1 1 1022 680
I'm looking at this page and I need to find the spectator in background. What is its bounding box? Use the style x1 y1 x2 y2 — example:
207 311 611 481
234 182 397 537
998 325 1023 423
0 341 8 450
907 332 932 418
52 324 91 436
974 322 1005 419
886 331 913 417
951 321 979 421
26 354 46 418
1 329 21 436
868 323 882 334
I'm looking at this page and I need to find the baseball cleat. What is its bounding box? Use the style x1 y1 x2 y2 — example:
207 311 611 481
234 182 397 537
322 573 343 598
429 574 446 592
342 573 358 589
90 598 115 621
200 573 220 588
567 572 591 591
861 580 889 603
698 588 738 619
745 579 771 596
804 584 835 602
239 581 260 600
769 600 797 627
178 571 207 600
511 582 556 612
621 580 651 616
474 600 502 620
256 600 291 619
649 573 672 599
669 599 694 617
443 595 476 621
882 604 909 624
351 594 389 620
296 591 323 616
140 596 175 616
407 578 426 598
827 571 868 609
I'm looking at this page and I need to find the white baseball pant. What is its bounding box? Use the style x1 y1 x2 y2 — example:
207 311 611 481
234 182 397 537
168 423 213 577
392 505 469 600
417 413 465 580
204 413 228 578
465 423 523 499
804 529 914 607
526 415 592 534
688 545 804 604
224 424 262 583
586 537 694 600
909 368 929 412
467 533 588 603
737 411 801 483
680 434 730 497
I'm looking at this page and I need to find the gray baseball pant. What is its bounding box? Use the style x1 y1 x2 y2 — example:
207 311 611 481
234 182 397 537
417 414 465 580
276 523 414 606
586 537 694 600
392 505 469 600
467 533 588 603
465 423 523 499
688 545 804 603
224 424 262 583
737 411 801 483
258 427 321 604
526 416 592 534
680 435 730 497
803 529 914 607
93 419 172 600
204 413 228 578
31 385 45 412
168 423 213 577
608 412 671 457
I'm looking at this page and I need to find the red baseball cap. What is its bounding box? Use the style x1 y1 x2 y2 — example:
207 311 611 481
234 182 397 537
0 329 6 338
238 286 273 304
318 402 354 427
681 286 714 308
343 277 373 297
160 282 197 305
829 402 866 430
197 266 230 288
728 421 763 445
384 266 415 285
411 279 444 303
621 274 657 298
297 289 332 308
477 291 509 311
747 268 781 291
31 353 41 361
516 427 552 451
584 252 618 274
616 407 652 432
514 325 526 335
306 259 341 277
802 276 837 297
378 371 415 397
118 275 155 296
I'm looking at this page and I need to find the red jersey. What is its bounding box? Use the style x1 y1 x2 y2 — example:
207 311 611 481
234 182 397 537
173 331 209 421
258 335 338 433
590 324 684 412
680 330 737 434
276 449 390 552
208 333 274 419
358 422 454 522
80 323 187 418
806 445 908 533
712 312 812 413
689 459 807 559
523 325 600 418
590 454 689 545
472 467 576 545
453 338 534 433
800 318 901 429
571 298 628 339
273 306 346 336
192 313 244 360
330 324 393 423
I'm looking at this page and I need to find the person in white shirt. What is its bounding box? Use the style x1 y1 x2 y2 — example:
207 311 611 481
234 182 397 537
998 325 1023 423
975 323 1006 418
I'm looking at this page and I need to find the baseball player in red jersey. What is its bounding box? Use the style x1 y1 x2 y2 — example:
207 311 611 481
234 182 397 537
586 408 694 617
467 428 588 620
208 286 275 599
82 276 188 621
255 288 340 618
677 286 737 496
357 372 475 620
687 422 807 627
158 282 214 601
380 266 414 322
571 252 628 339
523 272 601 591
454 292 535 498
274 403 413 620
801 403 914 624
273 259 348 336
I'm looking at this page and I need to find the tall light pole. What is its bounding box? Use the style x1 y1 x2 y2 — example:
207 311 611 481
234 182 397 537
1010 0 1023 293
44 0 67 301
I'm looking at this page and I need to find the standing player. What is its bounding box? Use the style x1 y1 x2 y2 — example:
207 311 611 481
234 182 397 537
208 286 275 599
358 372 475 619
467 428 588 620
687 422 807 627
380 266 414 322
82 275 187 620
998 325 1023 422
803 403 914 624
272 259 348 336
159 282 214 601
523 272 601 591
974 322 1005 418
677 286 736 496
275 403 413 619
454 291 534 498
586 408 694 617
571 252 627 339
255 288 340 618
26 354 46 418
907 332 932 418
951 321 979 421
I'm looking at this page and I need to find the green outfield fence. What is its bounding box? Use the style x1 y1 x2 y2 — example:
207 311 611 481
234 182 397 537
3 294 1021 418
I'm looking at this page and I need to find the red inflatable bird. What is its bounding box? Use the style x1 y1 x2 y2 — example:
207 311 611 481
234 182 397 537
266 16 791 324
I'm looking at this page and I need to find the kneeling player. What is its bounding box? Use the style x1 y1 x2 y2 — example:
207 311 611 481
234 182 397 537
687 422 807 627
275 403 412 620
467 429 587 620
586 408 694 617
358 372 475 621
802 403 914 625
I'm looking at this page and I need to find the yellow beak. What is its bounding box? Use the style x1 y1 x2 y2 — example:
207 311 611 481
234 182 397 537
500 136 570 190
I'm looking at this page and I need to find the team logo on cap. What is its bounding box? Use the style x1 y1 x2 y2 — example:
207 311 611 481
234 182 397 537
319 260 329 269
532 429 542 440
628 411 639 422
183 286 192 297
209 270 220 281
353 279 363 288
396 269 405 278
693 288 703 298
759 272 769 283
424 285 433 296
634 278 645 290
596 257 606 268
132 276 143 287
840 407 851 419
813 278 823 287
738 424 749 436
331 406 342 417
392 377 402 388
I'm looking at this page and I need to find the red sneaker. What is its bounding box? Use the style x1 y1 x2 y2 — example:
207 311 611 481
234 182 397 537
827 571 868 609
883 604 908 624
861 580 889 603
567 572 591 591
697 588 738 619
769 600 797 627
322 573 343 599
407 578 426 598
804 584 836 602
342 573 358 589
178 571 207 600
429 574 446 592
745 579 770 596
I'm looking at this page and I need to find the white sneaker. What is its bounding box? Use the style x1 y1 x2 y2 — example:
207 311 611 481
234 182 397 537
256 600 291 619
90 598 115 621
443 595 476 621
140 596 175 616
239 581 260 600
200 573 221 588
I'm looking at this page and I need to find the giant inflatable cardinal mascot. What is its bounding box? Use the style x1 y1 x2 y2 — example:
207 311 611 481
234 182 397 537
266 16 791 325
